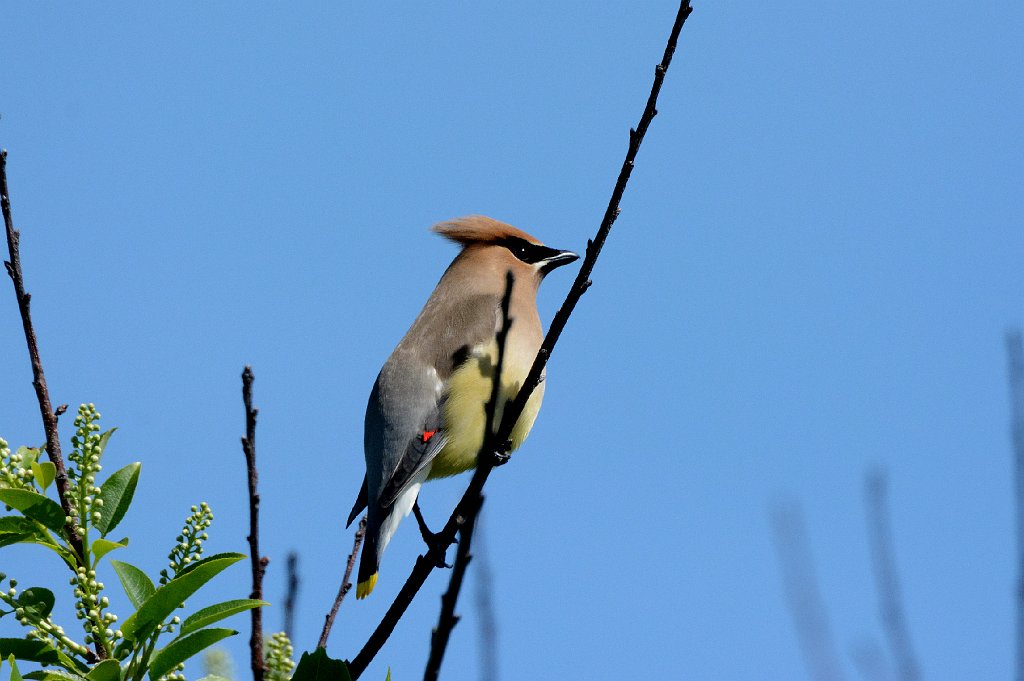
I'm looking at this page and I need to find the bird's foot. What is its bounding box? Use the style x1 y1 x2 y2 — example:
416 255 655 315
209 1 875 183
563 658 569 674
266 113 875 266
413 500 452 568
490 439 513 467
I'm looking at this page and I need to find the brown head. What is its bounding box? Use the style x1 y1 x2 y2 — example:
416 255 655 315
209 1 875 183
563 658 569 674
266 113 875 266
432 216 579 294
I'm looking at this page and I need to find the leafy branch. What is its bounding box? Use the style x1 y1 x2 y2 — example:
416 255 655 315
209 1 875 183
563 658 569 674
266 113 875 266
2 152 264 681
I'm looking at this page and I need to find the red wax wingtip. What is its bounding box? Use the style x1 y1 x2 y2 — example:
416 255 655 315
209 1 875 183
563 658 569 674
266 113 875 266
422 430 437 443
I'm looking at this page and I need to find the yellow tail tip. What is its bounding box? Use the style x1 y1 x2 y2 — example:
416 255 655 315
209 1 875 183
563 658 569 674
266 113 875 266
356 573 378 599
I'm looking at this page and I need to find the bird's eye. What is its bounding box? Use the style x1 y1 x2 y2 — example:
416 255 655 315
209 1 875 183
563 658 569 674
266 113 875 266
504 238 534 263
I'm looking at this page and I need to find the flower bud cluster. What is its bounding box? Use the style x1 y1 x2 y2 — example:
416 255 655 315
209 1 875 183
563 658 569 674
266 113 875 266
68 404 105 526
0 573 89 657
0 438 38 491
71 565 121 650
158 662 186 681
265 631 295 681
160 502 213 585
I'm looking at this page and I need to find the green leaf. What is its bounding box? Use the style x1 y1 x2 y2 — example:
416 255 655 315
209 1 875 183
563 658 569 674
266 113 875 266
0 641 61 666
385 668 391 681
94 463 139 537
0 516 44 533
0 642 86 677
16 588 55 619
179 599 268 636
147 628 236 681
119 553 245 642
92 537 128 562
15 448 39 469
8 655 23 681
84 660 121 681
291 649 352 681
23 672 88 681
95 429 116 458
0 490 66 532
0 517 44 548
109 561 156 611
30 462 55 493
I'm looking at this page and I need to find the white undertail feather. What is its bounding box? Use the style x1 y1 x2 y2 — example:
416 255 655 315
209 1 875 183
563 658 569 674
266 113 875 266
378 465 431 556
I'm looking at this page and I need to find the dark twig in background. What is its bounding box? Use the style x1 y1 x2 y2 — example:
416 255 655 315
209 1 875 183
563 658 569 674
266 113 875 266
850 639 894 681
771 501 848 681
318 516 366 650
1007 329 1024 681
864 470 920 681
1 153 85 563
473 515 499 681
2 150 100 662
241 366 268 681
284 552 300 643
346 3 694 676
423 495 481 681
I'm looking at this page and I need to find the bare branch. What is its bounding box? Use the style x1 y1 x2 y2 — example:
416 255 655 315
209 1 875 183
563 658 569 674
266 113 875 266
1007 329 1024 681
864 470 920 681
770 500 848 681
346 3 694 676
318 516 367 650
242 366 269 681
423 494 482 681
1 152 86 562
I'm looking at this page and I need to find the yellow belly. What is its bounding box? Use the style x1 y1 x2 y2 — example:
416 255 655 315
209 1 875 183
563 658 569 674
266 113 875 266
428 345 545 479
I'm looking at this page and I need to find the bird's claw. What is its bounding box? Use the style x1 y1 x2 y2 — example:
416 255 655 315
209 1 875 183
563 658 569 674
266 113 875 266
491 440 513 466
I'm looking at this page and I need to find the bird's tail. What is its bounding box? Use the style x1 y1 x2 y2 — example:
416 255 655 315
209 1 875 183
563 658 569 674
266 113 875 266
356 527 379 599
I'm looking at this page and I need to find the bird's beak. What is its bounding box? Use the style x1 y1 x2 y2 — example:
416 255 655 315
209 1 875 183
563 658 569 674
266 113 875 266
539 249 580 274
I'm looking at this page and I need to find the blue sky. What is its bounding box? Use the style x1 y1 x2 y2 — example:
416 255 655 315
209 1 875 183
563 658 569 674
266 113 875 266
1 2 1022 679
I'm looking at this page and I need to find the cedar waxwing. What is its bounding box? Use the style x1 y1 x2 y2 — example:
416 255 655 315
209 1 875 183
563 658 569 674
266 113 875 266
346 216 579 598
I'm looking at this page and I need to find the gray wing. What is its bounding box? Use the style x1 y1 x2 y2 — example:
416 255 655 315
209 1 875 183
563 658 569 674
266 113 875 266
364 350 444 511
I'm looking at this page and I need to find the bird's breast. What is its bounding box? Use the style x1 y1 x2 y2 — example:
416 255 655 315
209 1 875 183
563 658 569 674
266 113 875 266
429 337 545 479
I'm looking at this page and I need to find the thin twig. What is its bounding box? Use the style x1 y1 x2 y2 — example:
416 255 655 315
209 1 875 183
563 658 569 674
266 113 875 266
1007 329 1024 681
473 514 499 681
864 470 920 681
242 366 268 681
346 3 694 676
1 151 86 565
284 552 300 643
318 516 367 650
423 495 482 681
770 500 848 681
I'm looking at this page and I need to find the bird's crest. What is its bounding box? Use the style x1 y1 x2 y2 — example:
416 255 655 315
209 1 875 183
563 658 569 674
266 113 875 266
432 215 543 246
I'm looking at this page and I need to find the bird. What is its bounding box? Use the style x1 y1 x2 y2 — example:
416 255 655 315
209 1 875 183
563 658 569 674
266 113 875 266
346 215 579 599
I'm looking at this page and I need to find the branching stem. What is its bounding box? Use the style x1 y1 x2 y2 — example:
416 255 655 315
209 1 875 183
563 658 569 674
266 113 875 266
345 2 695 676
